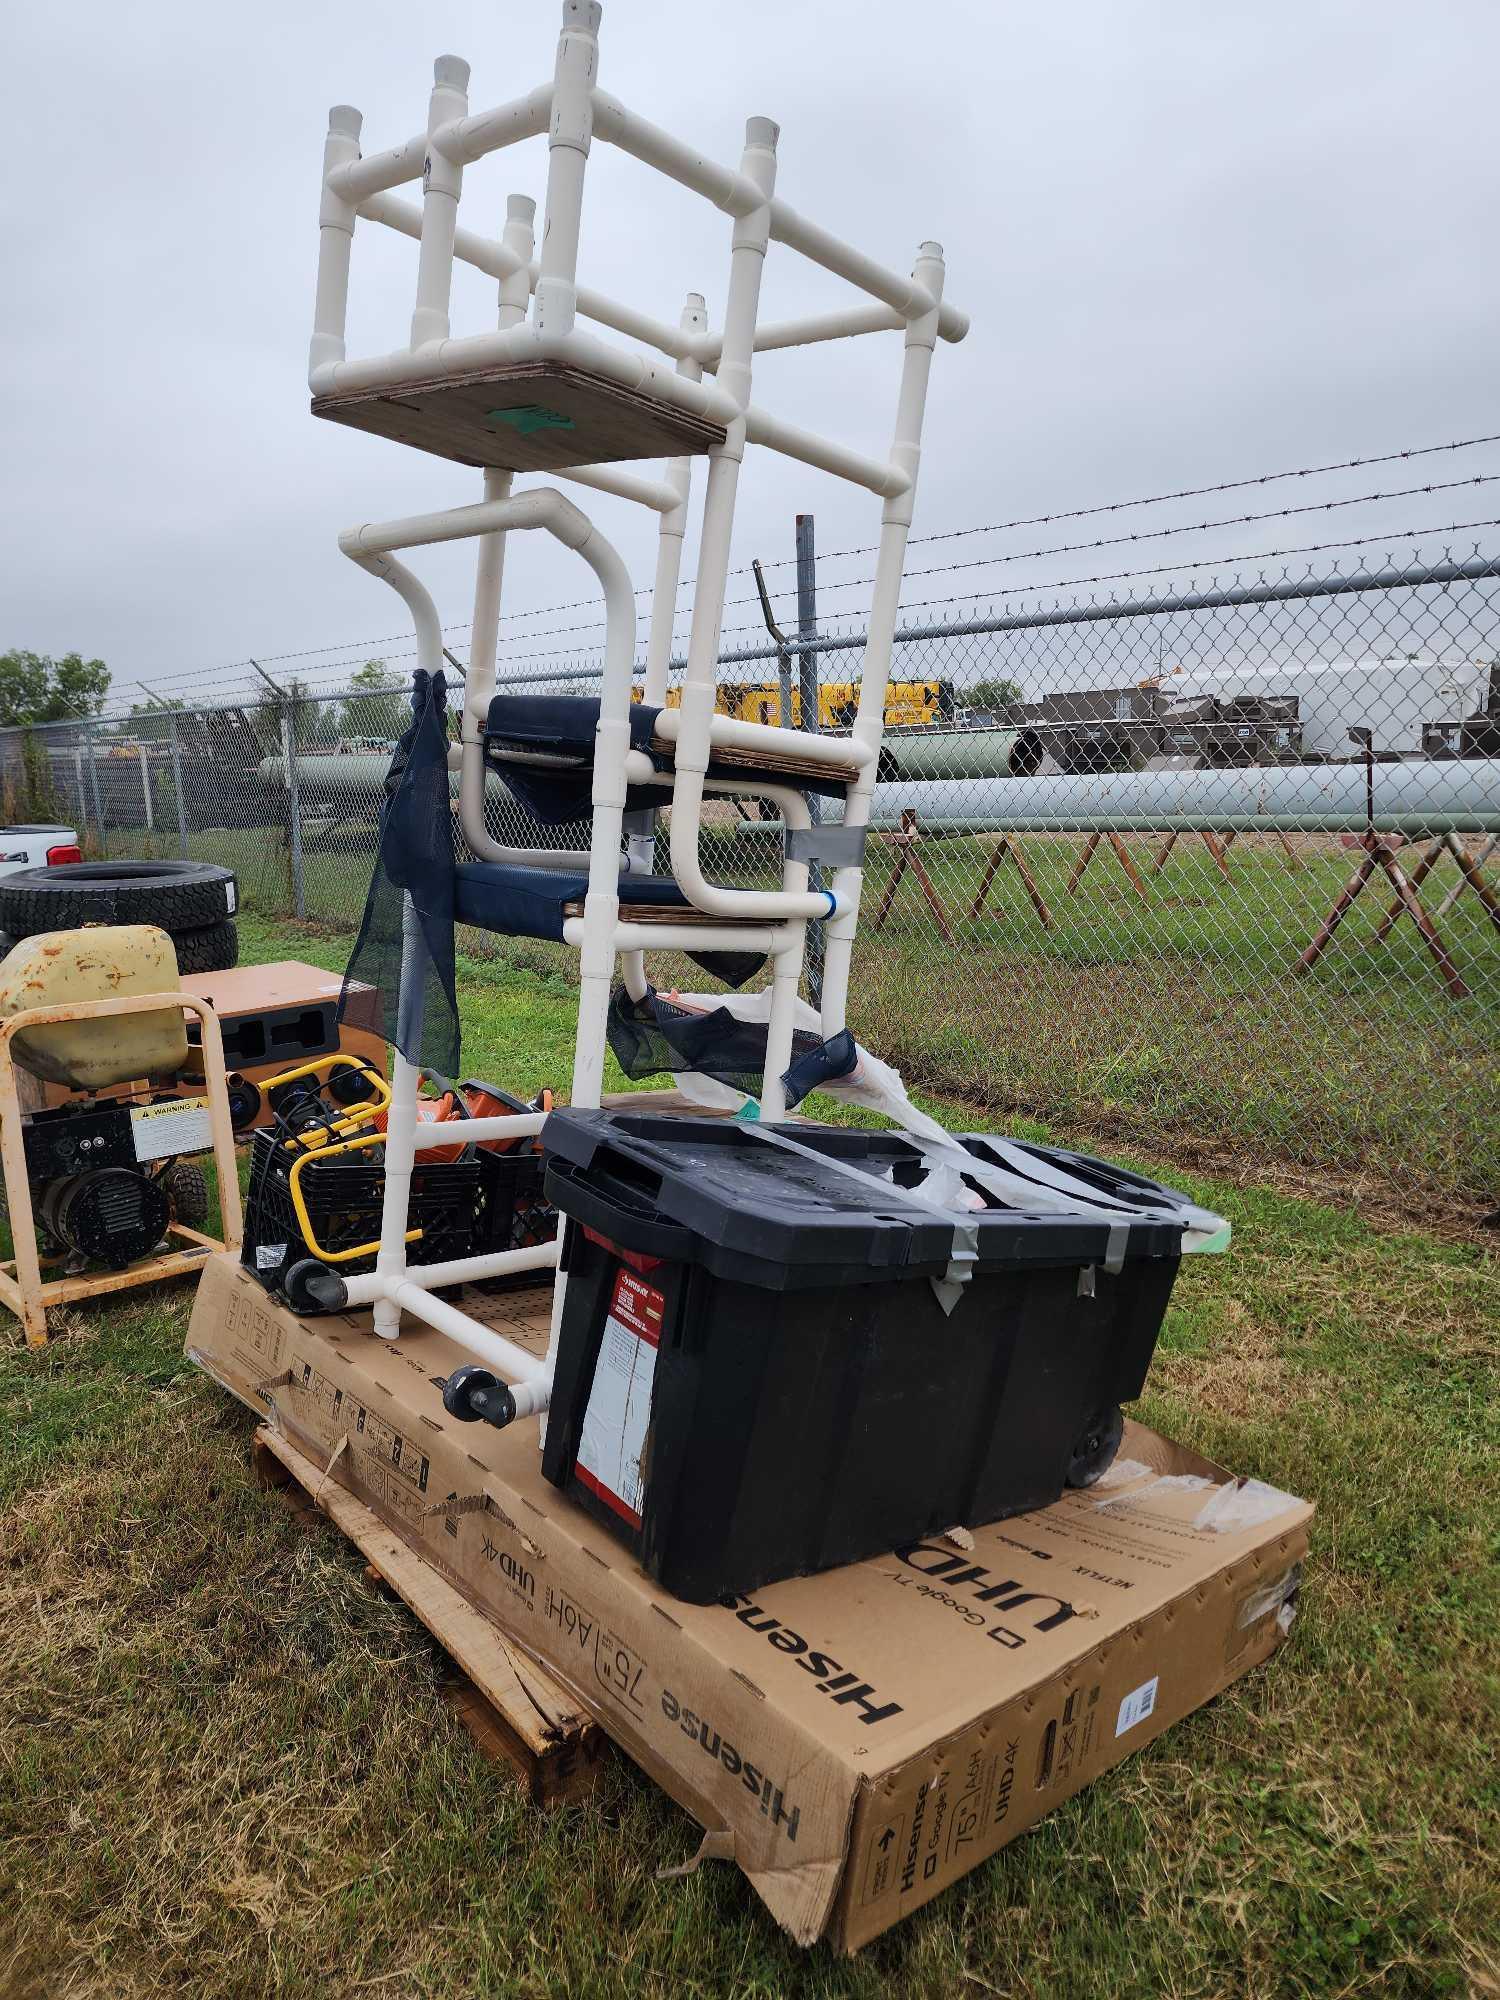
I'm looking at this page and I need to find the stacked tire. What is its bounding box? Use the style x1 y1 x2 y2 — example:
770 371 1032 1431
0 860 239 973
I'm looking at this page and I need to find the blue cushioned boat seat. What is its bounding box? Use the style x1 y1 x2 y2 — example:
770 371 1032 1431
454 859 781 988
455 860 694 942
483 694 849 827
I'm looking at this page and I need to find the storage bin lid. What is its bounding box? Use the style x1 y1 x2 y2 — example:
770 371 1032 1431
541 1110 1203 1284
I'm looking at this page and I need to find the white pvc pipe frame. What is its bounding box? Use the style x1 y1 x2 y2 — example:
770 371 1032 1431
316 0 965 1390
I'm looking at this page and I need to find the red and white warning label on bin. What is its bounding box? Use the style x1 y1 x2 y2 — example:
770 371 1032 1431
575 1267 664 1528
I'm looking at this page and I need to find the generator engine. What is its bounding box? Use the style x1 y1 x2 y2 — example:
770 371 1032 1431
2 1098 207 1271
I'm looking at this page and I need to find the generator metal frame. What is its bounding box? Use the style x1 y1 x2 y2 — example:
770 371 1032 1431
0 991 243 1348
311 0 967 1403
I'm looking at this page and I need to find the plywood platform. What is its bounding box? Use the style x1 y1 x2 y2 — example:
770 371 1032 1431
254 1421 606 1808
312 360 727 472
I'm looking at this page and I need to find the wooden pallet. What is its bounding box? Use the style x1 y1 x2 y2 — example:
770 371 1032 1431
253 1425 607 1808
312 359 726 473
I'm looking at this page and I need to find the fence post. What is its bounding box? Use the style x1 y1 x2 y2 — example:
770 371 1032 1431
137 743 155 834
81 720 105 850
168 713 190 859
796 512 823 1000
282 702 306 920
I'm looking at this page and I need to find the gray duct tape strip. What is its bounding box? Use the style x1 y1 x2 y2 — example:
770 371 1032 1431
785 823 869 867
912 1137 1133 1276
746 1122 980 1314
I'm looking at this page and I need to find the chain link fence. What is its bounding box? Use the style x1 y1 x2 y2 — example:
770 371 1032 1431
4 549 1497 1220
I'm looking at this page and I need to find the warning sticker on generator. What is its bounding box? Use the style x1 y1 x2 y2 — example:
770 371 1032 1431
574 1267 663 1529
130 1097 212 1162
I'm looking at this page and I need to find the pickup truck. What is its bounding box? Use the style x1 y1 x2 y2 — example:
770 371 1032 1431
0 825 81 880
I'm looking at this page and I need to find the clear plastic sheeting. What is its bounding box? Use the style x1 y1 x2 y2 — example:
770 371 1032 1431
1092 1462 1302 1536
637 986 1230 1256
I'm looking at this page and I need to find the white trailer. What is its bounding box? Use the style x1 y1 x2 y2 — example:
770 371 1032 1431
1168 657 1490 759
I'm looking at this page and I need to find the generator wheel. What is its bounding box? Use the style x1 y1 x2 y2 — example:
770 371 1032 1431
1065 1404 1124 1488
160 1160 211 1230
0 859 237 937
171 920 239 974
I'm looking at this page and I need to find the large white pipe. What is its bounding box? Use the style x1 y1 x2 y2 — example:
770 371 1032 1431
340 1267 553 1415
533 1 599 342
668 120 840 927
357 190 700 362
310 107 363 376
741 405 908 499
325 86 552 203
588 89 969 344
820 757 1500 834
409 58 470 350
643 294 708 705
818 241 946 1042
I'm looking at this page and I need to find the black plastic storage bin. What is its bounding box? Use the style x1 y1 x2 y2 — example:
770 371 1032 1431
539 1109 1214 1603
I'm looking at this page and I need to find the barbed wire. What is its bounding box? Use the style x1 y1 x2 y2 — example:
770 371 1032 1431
759 428 1500 566
428 521 1500 675
93 516 1500 712
123 473 1497 698
111 427 1500 691
84 434 1500 714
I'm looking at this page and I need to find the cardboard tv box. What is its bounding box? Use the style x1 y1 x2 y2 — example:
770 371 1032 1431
188 1254 1313 1952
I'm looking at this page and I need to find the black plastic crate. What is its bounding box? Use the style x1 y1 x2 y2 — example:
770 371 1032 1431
539 1110 1217 1603
241 1129 548 1307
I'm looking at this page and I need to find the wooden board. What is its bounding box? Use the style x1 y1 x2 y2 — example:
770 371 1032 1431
649 734 853 788
253 1426 607 1809
563 898 774 927
312 359 727 472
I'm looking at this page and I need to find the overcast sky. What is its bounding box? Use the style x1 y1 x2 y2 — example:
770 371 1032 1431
3 0 1498 712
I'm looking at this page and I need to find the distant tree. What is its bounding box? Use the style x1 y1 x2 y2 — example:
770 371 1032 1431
129 694 186 718
0 649 110 726
965 676 1024 712
253 673 325 748
338 658 410 743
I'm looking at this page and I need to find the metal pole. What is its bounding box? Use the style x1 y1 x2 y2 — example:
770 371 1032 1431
168 714 190 859
282 702 307 920
750 559 794 727
796 512 819 733
137 743 155 833
796 512 823 999
82 720 105 850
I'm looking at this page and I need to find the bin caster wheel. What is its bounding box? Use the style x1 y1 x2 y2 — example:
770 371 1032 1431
283 1259 349 1314
1065 1403 1124 1488
442 1364 518 1430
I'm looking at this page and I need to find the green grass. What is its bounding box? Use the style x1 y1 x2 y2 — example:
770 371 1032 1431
115 820 1499 1215
0 913 1495 1996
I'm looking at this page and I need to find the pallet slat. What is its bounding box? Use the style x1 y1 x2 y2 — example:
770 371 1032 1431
253 1426 606 1808
311 360 726 472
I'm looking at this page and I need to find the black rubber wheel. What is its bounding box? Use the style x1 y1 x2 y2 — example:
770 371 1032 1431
327 1058 381 1106
442 1364 517 1429
283 1259 349 1314
1065 1404 1125 1489
225 1074 263 1131
160 1160 210 1229
0 859 237 937
171 920 239 974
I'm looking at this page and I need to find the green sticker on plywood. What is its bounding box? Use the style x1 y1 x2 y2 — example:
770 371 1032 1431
485 404 575 436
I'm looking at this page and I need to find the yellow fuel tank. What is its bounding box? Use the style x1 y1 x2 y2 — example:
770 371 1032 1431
0 926 187 1089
